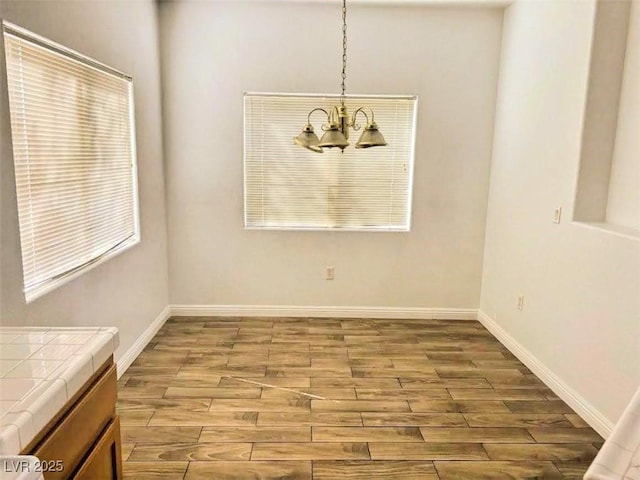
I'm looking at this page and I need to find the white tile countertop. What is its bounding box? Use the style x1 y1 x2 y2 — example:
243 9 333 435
586 386 640 480
0 327 119 456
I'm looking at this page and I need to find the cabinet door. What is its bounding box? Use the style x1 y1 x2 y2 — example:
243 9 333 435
34 363 117 480
72 416 123 480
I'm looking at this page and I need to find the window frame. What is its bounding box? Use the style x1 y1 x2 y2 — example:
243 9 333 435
2 21 141 303
243 92 418 233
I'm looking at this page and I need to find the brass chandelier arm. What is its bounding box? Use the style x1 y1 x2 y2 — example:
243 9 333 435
350 107 373 131
306 107 330 125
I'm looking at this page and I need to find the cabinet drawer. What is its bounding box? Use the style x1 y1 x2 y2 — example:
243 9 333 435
33 363 117 480
72 416 122 480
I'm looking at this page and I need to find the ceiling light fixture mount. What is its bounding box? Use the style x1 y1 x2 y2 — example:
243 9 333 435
294 0 387 153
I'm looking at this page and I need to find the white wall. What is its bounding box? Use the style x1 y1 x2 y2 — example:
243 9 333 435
607 0 640 231
0 0 170 363
160 1 503 308
480 0 640 430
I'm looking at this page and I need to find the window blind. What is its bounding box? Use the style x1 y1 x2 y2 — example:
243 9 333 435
3 23 139 301
244 93 417 231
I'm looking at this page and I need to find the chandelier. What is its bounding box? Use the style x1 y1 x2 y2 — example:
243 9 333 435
294 0 387 153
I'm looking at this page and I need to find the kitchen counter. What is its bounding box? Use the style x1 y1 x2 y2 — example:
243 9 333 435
0 327 119 456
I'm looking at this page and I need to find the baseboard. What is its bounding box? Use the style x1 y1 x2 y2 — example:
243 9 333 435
477 310 614 438
169 304 477 320
115 305 171 379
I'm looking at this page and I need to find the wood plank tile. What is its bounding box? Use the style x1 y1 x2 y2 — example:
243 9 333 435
257 412 362 427
472 359 531 370
426 351 506 360
310 358 351 368
463 413 573 428
265 354 311 367
355 388 451 400
419 427 534 443
391 359 475 369
133 374 220 388
199 426 311 443
219 376 311 388
409 400 510 413
266 367 353 377
345 358 395 368
124 375 181 387
312 400 410 412
120 317 603 479
361 412 467 427
433 460 563 479
123 461 188 480
178 366 267 377
184 461 311 480
121 426 202 443
231 344 271 352
483 443 599 462
313 426 423 442
368 443 487 460
236 327 274 335
260 387 357 400
164 387 261 399
504 400 574 413
435 367 524 379
313 460 438 480
182 356 230 367
149 411 258 426
553 462 593 479
118 410 154 426
399 377 492 389
227 351 269 361
527 427 603 443
251 442 370 460
565 413 591 428
351 367 437 378
448 389 546 400
117 398 212 411
209 398 310 411
269 344 311 353
121 442 135 462
311 378 401 389
117 386 168 399
487 375 548 389
128 442 252 461
131 352 189 365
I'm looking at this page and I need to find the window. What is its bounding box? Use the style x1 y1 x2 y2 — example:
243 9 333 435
244 93 417 231
3 22 139 302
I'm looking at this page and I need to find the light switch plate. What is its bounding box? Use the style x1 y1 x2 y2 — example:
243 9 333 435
553 207 562 224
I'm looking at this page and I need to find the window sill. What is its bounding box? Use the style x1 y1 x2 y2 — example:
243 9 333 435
572 221 640 241
24 236 141 304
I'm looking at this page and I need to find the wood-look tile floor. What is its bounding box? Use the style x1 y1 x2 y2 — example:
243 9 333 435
117 317 602 479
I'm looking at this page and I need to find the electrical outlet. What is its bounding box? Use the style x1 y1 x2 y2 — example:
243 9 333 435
553 207 562 224
517 295 524 311
326 266 335 280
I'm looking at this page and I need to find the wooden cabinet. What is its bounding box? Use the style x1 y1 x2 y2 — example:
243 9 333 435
72 417 122 480
21 358 123 480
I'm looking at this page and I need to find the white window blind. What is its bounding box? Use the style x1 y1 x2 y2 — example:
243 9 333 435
3 22 139 302
244 93 417 231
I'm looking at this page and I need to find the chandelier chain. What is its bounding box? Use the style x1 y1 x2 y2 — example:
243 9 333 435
341 0 347 102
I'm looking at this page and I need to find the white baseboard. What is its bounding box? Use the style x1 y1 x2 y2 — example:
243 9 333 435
477 310 613 438
116 305 171 379
169 304 477 320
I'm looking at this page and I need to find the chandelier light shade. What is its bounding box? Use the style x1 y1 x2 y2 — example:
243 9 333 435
294 124 323 153
294 0 387 153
